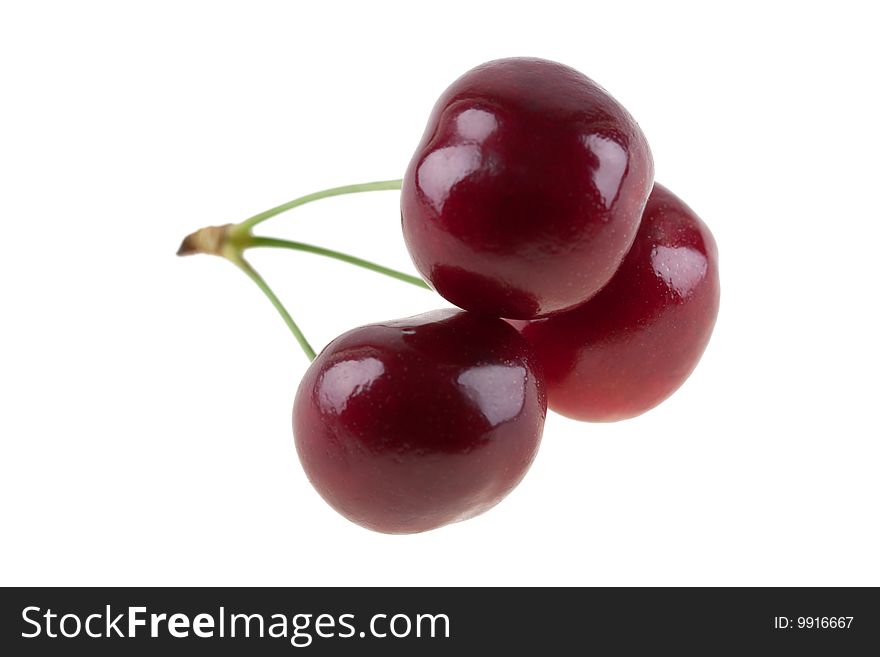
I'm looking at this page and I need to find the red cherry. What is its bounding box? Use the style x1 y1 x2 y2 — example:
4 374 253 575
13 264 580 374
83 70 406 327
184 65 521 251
292 309 546 533
401 57 654 319
516 183 720 422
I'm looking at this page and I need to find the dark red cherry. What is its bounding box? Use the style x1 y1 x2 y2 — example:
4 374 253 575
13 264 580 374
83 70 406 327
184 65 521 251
516 183 719 422
292 309 546 534
401 57 654 319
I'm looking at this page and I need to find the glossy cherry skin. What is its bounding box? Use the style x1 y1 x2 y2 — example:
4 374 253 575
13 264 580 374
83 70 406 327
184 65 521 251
401 57 654 319
292 309 546 534
516 183 719 422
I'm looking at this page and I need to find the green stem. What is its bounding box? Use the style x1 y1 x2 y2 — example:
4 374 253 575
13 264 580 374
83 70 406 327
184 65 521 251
233 179 403 234
246 236 430 290
229 255 317 361
180 178 415 362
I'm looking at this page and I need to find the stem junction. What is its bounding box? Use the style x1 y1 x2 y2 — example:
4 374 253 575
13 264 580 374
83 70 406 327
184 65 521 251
176 179 424 361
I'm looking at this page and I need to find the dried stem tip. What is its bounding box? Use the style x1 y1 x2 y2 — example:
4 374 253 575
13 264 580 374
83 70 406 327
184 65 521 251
177 224 236 257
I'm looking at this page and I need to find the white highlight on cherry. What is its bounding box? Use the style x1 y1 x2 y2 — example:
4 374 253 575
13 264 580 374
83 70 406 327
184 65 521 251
457 364 527 426
318 357 385 414
582 134 627 209
418 145 482 213
651 246 707 297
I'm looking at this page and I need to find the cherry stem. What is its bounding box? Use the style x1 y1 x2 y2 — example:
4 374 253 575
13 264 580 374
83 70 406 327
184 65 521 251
228 254 317 361
178 178 427 362
233 179 403 234
246 236 430 290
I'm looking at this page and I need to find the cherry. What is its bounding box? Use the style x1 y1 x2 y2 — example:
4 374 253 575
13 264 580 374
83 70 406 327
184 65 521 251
292 309 546 533
401 57 654 319
515 183 719 422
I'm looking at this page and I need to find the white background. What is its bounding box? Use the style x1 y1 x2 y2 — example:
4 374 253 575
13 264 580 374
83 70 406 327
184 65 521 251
1 1 878 586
